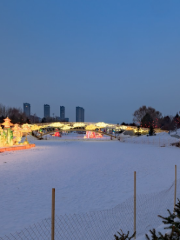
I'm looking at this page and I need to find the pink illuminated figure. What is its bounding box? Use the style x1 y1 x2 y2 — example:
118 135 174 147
85 131 102 139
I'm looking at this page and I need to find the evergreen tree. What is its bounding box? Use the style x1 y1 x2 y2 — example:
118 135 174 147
146 199 180 240
114 199 180 240
149 124 155 136
114 230 136 240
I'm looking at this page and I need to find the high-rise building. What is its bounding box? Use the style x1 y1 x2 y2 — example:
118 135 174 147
64 118 69 122
44 104 50 118
76 106 85 122
60 106 65 120
23 103 31 117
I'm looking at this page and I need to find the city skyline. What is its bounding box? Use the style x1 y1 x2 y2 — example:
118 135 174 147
23 102 86 123
44 104 50 118
76 106 85 122
23 103 31 117
1 1 180 123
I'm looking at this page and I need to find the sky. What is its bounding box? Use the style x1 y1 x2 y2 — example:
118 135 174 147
0 0 180 123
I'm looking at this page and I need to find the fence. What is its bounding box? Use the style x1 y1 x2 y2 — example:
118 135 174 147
0 168 178 240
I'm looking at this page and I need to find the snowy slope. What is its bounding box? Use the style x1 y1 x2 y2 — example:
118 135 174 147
0 134 180 238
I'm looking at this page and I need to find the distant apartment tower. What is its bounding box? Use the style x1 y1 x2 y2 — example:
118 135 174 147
60 106 65 120
23 103 31 117
76 107 85 122
44 104 50 118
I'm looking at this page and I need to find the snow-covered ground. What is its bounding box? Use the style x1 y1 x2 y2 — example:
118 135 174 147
121 130 180 146
0 132 180 239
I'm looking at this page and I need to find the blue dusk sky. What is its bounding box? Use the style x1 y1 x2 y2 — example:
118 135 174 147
0 0 180 123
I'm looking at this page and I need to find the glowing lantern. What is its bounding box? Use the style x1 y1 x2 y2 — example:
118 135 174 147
2 117 13 128
12 124 22 145
50 123 64 128
73 123 85 128
22 124 31 144
85 124 97 131
0 126 4 147
61 125 71 131
120 125 127 130
126 126 133 130
96 122 108 128
1 118 14 146
54 132 60 137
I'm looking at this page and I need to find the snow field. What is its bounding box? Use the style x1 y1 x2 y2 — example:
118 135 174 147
0 133 180 238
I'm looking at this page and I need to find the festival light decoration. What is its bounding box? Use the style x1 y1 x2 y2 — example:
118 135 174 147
49 123 65 128
85 124 97 131
26 121 166 139
2 117 13 128
61 125 71 131
53 132 60 137
73 123 86 128
30 125 41 131
1 118 14 146
107 124 114 128
0 126 6 147
12 124 22 145
118 125 127 130
95 122 108 128
84 131 103 139
126 126 133 130
22 124 31 144
0 118 37 148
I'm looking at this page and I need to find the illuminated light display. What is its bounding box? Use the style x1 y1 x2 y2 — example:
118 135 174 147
126 126 133 130
84 131 103 139
30 124 41 131
73 123 85 128
22 124 32 144
0 118 35 149
85 124 97 131
95 122 108 128
53 132 60 137
61 125 71 131
1 118 14 146
49 123 65 128
117 125 127 130
2 117 13 128
25 121 166 140
12 124 22 145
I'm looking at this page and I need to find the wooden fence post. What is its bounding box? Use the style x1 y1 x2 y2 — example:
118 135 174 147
174 165 177 211
51 188 55 240
134 171 136 239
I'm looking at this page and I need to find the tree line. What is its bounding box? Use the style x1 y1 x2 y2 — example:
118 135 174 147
1 102 180 129
0 103 30 124
122 105 180 131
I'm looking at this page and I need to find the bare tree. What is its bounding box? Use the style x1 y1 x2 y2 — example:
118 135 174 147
133 105 162 124
0 103 28 124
